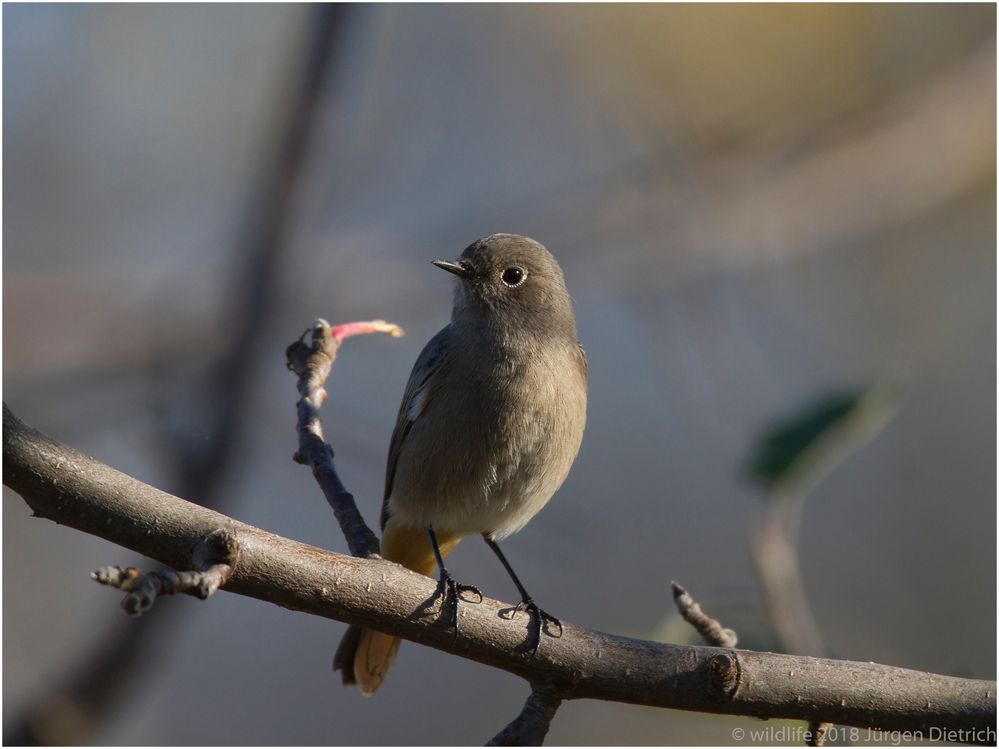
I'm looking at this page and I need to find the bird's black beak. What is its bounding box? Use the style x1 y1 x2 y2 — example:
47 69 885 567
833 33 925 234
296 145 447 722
431 259 472 279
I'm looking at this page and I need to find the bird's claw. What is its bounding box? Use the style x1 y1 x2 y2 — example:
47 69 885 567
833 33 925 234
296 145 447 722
435 570 482 639
511 598 563 658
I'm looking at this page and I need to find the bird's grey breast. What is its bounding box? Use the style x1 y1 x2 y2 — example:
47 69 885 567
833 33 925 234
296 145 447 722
401 324 585 537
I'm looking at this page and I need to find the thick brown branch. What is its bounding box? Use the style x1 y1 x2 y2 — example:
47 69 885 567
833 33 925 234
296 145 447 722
4 404 995 742
286 318 402 558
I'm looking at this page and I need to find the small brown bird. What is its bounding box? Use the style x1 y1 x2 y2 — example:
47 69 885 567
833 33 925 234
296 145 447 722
334 233 587 694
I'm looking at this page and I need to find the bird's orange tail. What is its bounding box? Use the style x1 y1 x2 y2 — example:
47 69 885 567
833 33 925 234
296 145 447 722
333 520 460 694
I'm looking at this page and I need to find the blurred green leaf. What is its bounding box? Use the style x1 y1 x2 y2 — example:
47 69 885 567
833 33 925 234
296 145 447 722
747 382 898 493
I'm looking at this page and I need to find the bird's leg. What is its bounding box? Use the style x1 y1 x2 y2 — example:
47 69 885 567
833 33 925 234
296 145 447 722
484 536 563 658
427 527 482 637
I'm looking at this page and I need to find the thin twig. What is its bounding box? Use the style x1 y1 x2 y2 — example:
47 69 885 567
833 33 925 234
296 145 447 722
671 581 738 648
286 318 403 558
91 563 232 615
91 529 239 615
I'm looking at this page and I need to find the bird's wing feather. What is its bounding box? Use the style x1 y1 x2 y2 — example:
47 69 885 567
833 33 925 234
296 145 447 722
380 325 451 529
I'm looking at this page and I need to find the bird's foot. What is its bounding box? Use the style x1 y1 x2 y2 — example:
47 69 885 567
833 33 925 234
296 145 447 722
434 570 482 639
509 598 563 659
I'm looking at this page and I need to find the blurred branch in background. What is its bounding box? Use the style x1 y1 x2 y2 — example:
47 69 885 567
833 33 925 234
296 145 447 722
161 5 347 498
746 382 900 747
4 7 346 744
746 381 898 657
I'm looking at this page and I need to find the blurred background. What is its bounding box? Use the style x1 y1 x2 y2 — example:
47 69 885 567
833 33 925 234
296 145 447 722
3 4 995 745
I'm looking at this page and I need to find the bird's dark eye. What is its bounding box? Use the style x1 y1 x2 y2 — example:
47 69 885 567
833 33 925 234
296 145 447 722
501 267 527 287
